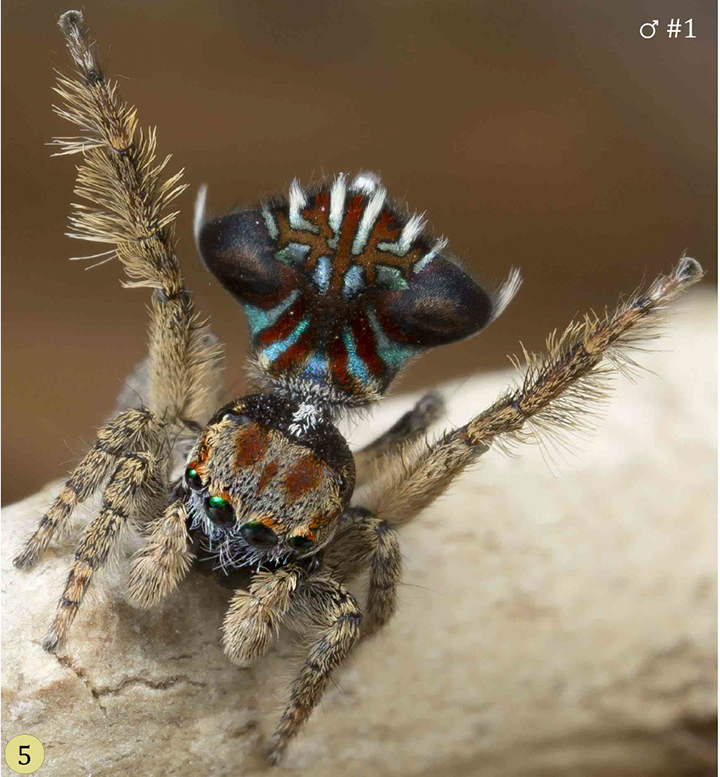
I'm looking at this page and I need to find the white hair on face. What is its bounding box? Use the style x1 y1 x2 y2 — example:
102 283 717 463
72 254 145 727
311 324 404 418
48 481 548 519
193 184 208 249
352 185 387 255
329 173 347 234
490 267 522 322
288 178 308 228
350 171 382 195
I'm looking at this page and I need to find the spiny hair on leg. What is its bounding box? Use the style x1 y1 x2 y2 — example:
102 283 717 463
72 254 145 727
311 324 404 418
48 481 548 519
469 255 704 455
358 257 703 525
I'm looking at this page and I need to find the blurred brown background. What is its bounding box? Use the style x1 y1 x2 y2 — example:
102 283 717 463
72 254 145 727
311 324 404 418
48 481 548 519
2 0 716 505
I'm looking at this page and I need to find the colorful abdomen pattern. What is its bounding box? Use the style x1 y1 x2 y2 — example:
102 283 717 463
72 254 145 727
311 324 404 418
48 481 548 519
197 173 518 407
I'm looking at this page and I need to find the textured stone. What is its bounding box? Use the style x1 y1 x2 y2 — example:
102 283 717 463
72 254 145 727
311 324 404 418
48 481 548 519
2 291 716 776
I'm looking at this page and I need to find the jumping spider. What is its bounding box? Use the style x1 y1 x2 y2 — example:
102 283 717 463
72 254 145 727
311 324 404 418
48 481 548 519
14 9 703 765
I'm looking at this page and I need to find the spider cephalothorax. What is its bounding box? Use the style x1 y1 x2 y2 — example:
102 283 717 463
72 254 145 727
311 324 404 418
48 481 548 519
14 10 703 767
184 393 354 569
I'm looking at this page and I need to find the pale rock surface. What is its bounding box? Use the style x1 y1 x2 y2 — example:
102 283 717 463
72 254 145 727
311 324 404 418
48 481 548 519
2 291 716 776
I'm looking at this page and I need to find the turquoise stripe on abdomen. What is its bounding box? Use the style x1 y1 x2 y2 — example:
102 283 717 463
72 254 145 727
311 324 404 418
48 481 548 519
261 317 310 361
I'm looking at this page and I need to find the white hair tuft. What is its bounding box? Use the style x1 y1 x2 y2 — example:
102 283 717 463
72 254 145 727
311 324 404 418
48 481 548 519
490 267 522 322
193 184 208 249
350 171 382 195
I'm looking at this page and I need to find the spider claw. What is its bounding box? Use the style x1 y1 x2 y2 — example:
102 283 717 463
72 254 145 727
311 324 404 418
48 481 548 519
266 740 285 767
12 549 37 570
41 631 62 654
414 391 445 425
676 255 703 282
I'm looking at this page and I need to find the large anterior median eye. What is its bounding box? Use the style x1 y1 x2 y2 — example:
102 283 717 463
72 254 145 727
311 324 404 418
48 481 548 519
205 495 235 528
288 535 314 552
240 521 278 548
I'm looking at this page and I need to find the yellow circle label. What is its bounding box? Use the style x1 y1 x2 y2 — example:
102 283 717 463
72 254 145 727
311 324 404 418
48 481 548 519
4 735 45 774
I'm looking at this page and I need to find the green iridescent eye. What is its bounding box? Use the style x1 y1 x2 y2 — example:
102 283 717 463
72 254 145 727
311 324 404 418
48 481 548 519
204 495 235 527
185 466 203 491
288 535 314 552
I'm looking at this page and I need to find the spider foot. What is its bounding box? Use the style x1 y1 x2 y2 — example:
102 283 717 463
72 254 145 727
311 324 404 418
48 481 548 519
41 630 62 654
266 738 287 767
13 546 40 571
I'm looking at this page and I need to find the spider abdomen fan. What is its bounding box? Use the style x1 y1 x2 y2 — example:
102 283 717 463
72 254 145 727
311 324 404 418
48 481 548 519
197 172 520 407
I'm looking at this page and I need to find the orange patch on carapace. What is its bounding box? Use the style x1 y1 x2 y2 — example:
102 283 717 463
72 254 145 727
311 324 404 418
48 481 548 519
194 436 212 467
257 459 280 493
234 424 270 468
307 514 331 532
284 453 324 503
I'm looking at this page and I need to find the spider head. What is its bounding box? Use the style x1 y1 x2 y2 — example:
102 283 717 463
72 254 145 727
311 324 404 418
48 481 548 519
184 393 354 567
